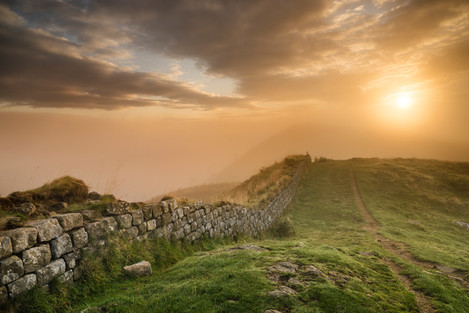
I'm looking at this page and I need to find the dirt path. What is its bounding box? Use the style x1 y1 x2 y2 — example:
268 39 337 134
350 168 436 313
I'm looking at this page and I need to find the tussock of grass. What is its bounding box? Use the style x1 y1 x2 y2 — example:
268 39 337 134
5 176 89 208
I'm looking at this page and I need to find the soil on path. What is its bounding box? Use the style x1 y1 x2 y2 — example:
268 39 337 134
350 168 435 313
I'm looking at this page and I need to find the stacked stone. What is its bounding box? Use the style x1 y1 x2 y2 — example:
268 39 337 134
0 159 308 303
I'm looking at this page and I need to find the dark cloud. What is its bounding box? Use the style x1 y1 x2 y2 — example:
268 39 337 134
1 0 468 110
0 4 247 109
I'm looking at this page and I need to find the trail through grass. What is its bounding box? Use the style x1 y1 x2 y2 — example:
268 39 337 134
12 159 469 312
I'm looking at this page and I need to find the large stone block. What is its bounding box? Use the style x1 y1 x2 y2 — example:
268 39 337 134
147 219 157 231
115 214 132 229
26 219 63 242
123 261 152 277
63 251 80 269
7 273 36 298
0 255 24 285
0 236 12 260
151 204 162 217
50 234 73 259
0 286 7 306
58 269 73 285
70 227 88 248
52 213 83 231
138 222 147 235
131 210 144 225
22 244 51 273
84 217 117 240
103 201 131 216
2 228 37 253
36 259 66 285
142 205 153 220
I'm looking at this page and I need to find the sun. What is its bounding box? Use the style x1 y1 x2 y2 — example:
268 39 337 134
396 93 412 109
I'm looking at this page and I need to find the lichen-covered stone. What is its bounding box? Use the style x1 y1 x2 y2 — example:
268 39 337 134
142 205 153 220
85 217 117 240
7 273 36 298
22 244 51 273
26 219 63 242
52 213 83 231
70 227 89 248
63 251 80 269
147 219 157 231
151 204 162 217
0 255 24 285
58 269 73 285
2 228 37 254
0 286 8 306
103 201 131 216
0 236 12 260
36 259 66 285
131 210 144 225
16 203 36 216
138 222 147 235
50 234 73 259
115 214 132 229
123 261 152 277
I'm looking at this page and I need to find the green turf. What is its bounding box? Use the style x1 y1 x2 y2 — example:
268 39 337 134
10 159 469 313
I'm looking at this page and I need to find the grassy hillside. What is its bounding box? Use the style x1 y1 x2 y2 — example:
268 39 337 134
11 158 469 313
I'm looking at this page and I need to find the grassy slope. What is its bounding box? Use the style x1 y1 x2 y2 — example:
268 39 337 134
351 158 469 271
14 159 469 312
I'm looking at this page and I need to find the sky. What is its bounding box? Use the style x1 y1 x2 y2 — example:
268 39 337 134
1 0 468 201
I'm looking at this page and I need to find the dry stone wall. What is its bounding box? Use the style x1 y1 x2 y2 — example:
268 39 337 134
0 160 307 303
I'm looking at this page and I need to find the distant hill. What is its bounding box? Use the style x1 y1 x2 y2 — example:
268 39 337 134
210 124 469 183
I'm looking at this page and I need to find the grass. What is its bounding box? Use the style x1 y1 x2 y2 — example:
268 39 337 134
229 155 308 206
350 158 469 271
7 158 469 312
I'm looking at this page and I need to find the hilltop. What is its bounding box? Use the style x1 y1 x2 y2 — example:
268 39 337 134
2 157 469 313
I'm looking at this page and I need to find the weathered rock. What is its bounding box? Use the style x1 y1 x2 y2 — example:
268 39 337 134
0 255 24 285
50 234 73 259
151 204 162 217
2 227 37 253
288 277 306 287
49 202 68 210
7 273 36 298
131 210 144 225
81 210 101 222
162 213 171 225
16 203 36 216
115 214 132 229
85 217 117 240
268 262 299 274
147 219 157 231
103 201 131 216
52 213 83 231
70 227 88 248
303 265 323 277
138 222 147 234
22 244 51 273
268 286 297 297
0 286 8 306
0 236 12 260
436 264 457 274
36 259 66 285
58 269 73 285
142 206 153 220
264 310 283 313
63 251 80 269
123 261 152 277
26 219 63 242
228 245 269 252
0 216 23 231
88 191 101 200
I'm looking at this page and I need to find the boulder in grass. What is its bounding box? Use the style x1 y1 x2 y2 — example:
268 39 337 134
123 261 152 277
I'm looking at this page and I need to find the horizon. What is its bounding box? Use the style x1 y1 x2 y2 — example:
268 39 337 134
1 0 469 201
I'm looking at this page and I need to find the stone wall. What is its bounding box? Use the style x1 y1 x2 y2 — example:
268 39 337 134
0 159 308 303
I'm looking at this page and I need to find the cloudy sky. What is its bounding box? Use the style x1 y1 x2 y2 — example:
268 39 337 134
1 0 468 200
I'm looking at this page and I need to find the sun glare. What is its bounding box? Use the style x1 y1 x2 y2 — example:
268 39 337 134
396 93 412 109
